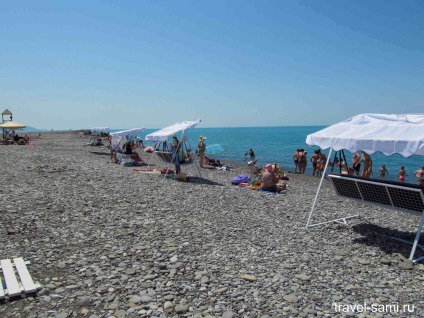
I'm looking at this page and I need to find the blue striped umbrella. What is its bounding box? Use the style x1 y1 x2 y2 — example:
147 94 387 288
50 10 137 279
205 144 227 155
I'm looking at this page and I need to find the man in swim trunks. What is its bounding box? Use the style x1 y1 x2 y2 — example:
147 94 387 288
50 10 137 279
310 150 319 176
293 149 300 173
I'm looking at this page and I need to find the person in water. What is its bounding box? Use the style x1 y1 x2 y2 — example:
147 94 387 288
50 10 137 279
397 166 407 182
415 166 424 186
377 164 389 178
245 148 255 159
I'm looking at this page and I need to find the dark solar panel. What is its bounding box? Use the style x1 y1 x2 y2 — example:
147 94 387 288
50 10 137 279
357 182 391 205
388 187 424 212
329 175 424 214
330 178 361 199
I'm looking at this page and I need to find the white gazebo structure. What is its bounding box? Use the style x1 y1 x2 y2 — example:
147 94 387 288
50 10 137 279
305 113 424 262
145 119 202 177
110 128 145 152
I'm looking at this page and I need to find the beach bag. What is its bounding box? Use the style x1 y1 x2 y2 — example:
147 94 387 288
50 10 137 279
231 174 249 185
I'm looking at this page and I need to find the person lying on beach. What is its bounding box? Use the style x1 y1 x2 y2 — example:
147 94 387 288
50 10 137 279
208 158 222 167
260 164 286 193
84 138 104 147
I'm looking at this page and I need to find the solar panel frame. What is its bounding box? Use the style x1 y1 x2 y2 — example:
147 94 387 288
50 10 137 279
328 174 424 216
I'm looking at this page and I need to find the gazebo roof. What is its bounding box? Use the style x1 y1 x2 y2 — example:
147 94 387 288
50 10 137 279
2 109 12 115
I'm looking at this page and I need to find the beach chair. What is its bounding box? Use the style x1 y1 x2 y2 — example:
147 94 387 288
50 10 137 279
0 257 42 299
155 151 174 163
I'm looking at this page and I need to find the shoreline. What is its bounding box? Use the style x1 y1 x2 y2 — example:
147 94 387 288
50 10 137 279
1 131 423 317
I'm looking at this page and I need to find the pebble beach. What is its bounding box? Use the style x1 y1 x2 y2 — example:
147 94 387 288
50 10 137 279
1 131 424 318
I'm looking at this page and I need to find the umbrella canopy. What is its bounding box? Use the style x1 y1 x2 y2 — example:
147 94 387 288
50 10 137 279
110 128 145 151
145 119 201 141
306 113 424 158
205 144 227 155
0 121 26 129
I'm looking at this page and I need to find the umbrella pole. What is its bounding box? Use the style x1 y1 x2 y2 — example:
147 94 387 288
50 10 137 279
144 141 160 171
306 148 332 228
185 135 201 178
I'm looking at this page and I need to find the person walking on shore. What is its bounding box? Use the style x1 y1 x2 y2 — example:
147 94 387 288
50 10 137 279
198 136 206 168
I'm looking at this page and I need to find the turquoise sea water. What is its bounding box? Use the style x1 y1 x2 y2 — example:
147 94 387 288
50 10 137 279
113 126 423 183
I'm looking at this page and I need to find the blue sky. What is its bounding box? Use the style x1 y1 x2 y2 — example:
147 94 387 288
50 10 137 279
1 0 423 129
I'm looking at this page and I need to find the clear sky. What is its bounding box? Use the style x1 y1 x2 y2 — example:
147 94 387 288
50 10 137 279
1 0 423 129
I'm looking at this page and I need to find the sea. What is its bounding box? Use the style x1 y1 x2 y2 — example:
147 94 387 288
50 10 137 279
110 126 423 183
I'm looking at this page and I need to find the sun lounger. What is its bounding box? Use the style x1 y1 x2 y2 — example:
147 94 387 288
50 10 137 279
155 151 173 163
0 257 42 299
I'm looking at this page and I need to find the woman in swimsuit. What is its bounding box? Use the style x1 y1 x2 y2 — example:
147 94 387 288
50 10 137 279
360 151 372 178
397 166 407 182
415 166 424 186
352 152 361 176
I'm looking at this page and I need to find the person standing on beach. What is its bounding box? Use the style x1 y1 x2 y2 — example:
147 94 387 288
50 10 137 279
352 151 361 176
414 166 424 186
293 149 300 173
316 151 327 177
299 150 307 174
172 135 181 174
377 164 389 178
310 150 319 176
360 151 372 178
198 136 206 168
